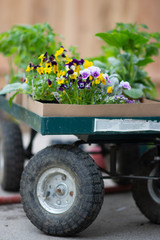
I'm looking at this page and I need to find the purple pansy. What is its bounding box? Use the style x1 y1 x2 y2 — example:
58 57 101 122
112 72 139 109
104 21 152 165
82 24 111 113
67 69 74 75
65 61 74 69
49 54 55 62
47 79 52 86
79 58 84 65
58 84 68 91
51 61 57 66
103 73 111 83
88 66 101 78
79 69 90 80
119 80 131 90
29 62 33 68
78 80 86 89
72 58 80 65
43 52 48 62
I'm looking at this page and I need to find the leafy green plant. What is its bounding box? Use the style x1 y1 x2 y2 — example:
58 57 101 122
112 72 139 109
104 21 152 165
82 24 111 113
94 23 160 99
0 22 62 83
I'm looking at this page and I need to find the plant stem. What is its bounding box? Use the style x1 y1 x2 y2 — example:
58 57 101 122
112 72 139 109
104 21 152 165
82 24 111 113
129 51 135 86
65 90 72 104
119 52 125 81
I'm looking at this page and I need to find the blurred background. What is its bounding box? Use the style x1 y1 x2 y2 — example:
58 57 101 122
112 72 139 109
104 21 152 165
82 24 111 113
0 0 160 92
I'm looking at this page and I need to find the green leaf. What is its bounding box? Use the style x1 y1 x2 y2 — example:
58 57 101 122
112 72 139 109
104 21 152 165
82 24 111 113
140 24 148 30
107 57 121 66
124 88 143 99
96 32 128 48
129 32 148 45
93 60 108 69
0 82 29 95
8 91 20 106
0 83 23 94
136 58 154 67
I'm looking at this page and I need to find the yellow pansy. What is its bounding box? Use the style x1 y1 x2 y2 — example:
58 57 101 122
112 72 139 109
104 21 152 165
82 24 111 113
55 47 64 61
38 54 45 66
65 55 73 64
89 76 93 81
71 73 77 80
26 65 33 72
44 67 52 74
74 65 80 74
95 79 101 84
83 60 93 69
57 70 66 78
25 78 29 83
37 66 44 75
53 65 59 74
107 86 113 93
57 78 65 85
45 62 52 68
101 78 106 85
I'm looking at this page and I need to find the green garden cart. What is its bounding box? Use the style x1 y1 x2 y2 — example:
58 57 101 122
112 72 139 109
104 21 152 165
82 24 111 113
0 95 160 237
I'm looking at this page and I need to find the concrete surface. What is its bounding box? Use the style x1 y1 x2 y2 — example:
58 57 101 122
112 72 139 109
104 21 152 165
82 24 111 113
0 189 160 240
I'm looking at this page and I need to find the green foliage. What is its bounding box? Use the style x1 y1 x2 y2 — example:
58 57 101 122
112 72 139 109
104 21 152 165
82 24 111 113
95 23 160 98
0 23 62 82
124 88 143 99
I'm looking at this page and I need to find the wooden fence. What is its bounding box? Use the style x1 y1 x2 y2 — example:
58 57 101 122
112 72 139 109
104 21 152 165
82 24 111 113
0 0 160 83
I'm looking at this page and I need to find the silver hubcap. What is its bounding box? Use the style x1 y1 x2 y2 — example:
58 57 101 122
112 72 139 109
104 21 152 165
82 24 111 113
37 168 76 214
0 142 4 183
148 168 160 204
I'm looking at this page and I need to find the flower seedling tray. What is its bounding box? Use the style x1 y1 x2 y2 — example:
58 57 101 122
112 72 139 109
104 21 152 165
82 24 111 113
21 95 160 118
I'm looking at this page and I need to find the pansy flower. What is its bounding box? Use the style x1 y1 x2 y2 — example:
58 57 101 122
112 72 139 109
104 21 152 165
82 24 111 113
58 84 68 91
78 80 86 89
26 63 33 72
119 80 131 90
38 54 45 66
55 47 64 61
103 73 111 83
72 58 80 66
79 58 84 65
47 79 52 87
37 66 44 75
83 60 93 69
49 54 55 62
107 86 113 93
88 66 101 78
79 69 90 80
24 78 29 84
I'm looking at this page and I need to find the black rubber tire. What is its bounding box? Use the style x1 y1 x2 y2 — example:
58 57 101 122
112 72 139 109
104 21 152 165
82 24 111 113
132 147 160 224
20 144 104 236
0 121 24 191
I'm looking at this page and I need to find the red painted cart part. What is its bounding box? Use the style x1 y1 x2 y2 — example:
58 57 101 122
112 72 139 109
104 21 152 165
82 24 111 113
0 195 21 204
89 146 107 169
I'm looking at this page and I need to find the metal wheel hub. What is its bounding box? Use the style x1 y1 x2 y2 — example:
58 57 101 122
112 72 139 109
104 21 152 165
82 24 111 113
37 168 76 214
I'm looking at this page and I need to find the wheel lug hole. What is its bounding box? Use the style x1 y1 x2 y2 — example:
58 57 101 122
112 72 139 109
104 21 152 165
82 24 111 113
70 191 73 197
62 175 66 181
56 185 66 196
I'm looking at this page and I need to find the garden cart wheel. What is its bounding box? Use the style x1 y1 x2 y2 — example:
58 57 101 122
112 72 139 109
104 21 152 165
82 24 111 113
0 121 24 191
20 145 104 236
132 147 160 224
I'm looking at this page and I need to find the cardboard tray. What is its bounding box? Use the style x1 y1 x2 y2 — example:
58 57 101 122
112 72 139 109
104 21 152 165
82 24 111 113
21 95 160 117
